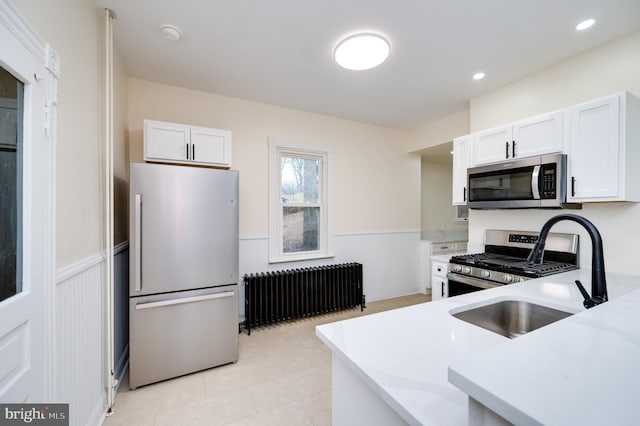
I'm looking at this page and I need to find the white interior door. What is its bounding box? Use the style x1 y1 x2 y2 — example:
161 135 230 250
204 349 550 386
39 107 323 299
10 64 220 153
0 4 57 403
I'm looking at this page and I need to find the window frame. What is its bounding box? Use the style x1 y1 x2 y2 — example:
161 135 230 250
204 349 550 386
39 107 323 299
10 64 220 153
268 139 334 263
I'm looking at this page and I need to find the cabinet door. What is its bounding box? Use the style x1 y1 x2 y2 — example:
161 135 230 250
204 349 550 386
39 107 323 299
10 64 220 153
431 276 447 299
432 260 448 277
190 126 232 167
471 125 513 165
452 135 470 204
512 111 563 158
144 120 190 162
567 95 621 201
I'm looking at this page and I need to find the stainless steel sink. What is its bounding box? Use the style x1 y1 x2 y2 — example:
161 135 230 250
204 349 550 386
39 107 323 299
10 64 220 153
451 299 574 339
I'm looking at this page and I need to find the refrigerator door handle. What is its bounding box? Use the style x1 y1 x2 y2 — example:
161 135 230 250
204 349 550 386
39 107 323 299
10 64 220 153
135 291 235 310
134 193 142 292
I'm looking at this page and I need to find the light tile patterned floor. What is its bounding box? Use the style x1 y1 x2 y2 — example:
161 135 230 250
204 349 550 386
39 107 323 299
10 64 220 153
104 293 431 425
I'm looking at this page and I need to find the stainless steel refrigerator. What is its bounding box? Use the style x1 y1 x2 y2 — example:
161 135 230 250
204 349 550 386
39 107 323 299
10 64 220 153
129 162 239 389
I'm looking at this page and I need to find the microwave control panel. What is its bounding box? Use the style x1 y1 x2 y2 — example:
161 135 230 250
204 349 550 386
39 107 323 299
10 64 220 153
540 163 557 199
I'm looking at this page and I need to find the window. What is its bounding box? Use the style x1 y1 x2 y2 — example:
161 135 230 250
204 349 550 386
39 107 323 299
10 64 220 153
269 140 333 262
0 66 23 303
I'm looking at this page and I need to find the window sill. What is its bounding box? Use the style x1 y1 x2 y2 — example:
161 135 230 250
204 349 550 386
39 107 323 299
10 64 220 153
268 252 335 264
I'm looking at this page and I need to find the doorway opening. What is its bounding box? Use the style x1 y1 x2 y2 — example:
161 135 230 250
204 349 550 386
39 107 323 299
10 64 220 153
417 142 468 242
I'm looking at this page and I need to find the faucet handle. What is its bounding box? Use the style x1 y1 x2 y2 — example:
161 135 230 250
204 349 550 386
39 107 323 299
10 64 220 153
575 280 607 309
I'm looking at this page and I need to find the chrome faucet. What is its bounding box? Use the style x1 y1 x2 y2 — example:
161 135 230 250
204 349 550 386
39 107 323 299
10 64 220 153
527 214 607 309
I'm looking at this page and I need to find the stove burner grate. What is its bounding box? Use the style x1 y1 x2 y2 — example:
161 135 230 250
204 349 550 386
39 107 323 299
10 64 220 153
450 253 577 278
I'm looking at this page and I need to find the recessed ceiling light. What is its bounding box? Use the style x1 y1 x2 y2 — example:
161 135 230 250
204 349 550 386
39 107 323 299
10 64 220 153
576 19 595 31
473 72 485 80
161 24 182 41
334 33 390 71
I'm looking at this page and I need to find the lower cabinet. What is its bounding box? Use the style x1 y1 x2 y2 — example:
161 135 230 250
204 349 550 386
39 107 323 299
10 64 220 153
422 241 466 299
431 260 449 300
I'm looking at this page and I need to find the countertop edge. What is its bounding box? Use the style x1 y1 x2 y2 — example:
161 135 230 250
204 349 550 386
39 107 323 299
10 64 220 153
448 286 640 425
316 270 640 426
315 324 423 426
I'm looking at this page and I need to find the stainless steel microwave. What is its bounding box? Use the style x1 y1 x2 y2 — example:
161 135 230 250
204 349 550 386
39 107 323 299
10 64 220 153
467 153 567 209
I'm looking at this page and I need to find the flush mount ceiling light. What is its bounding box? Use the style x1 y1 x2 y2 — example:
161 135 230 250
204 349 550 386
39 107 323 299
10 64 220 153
334 33 390 70
473 72 485 80
161 24 183 41
576 18 596 31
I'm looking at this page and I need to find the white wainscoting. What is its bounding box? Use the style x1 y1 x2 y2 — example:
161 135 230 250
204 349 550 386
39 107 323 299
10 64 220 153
239 230 421 320
49 231 419 424
55 254 107 426
54 243 129 426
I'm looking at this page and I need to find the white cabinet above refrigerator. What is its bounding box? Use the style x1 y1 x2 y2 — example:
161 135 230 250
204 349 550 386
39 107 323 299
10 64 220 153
144 119 232 167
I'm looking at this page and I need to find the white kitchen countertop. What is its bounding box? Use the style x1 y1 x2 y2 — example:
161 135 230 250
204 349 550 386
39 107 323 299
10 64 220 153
315 270 640 426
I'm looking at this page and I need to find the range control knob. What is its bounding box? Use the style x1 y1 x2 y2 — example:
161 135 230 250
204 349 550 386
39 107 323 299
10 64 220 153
503 274 513 283
462 266 472 275
517 277 526 283
451 264 462 273
481 270 491 278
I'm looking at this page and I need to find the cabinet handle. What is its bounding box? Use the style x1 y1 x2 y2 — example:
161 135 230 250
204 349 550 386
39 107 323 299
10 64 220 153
512 140 516 157
441 282 445 298
505 141 509 159
186 143 190 160
571 176 576 197
463 187 466 202
192 144 195 160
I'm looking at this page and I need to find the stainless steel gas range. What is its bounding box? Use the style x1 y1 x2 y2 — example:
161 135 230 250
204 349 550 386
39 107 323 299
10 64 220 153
447 230 579 297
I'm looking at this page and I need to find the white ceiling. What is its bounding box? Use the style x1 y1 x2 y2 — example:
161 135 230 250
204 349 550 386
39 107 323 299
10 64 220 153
98 0 640 129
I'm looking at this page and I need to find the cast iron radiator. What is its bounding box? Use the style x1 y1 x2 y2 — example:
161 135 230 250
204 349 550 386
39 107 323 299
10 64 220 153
243 263 364 334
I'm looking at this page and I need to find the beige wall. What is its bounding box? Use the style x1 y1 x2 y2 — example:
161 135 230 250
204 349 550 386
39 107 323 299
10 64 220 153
405 108 469 153
468 31 640 275
15 0 104 267
470 32 640 131
128 78 421 238
421 160 468 234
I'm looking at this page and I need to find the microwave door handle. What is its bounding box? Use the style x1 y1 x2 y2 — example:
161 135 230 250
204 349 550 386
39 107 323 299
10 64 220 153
531 165 541 200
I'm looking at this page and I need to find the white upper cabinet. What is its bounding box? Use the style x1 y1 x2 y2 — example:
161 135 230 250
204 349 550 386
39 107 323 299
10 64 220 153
144 119 232 167
144 120 190 162
189 125 231 166
471 125 512 165
512 111 564 158
566 92 640 202
471 111 563 166
452 135 471 205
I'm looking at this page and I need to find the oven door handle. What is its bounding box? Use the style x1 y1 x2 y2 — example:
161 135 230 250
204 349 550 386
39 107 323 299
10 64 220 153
447 272 502 289
531 165 541 200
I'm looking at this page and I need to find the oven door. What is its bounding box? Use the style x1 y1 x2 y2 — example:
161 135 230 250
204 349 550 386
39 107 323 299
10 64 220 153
447 272 502 297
